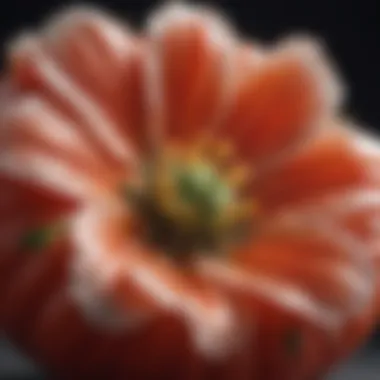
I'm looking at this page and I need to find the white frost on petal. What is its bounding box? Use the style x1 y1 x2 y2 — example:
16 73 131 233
145 1 239 140
69 204 243 361
127 259 241 360
260 206 375 317
316 188 380 214
299 187 380 272
2 96 99 163
347 126 380 183
350 127 380 158
0 150 97 199
9 35 136 167
69 205 148 332
44 6 134 69
147 2 236 50
278 34 346 112
197 259 344 330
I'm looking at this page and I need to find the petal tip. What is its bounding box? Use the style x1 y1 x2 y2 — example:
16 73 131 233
42 5 119 41
6 32 40 68
147 1 236 48
279 34 347 111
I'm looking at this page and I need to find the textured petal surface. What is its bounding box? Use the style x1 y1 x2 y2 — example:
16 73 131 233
42 8 147 152
256 125 379 214
198 209 375 379
220 37 343 165
70 202 243 361
146 3 236 145
9 33 137 171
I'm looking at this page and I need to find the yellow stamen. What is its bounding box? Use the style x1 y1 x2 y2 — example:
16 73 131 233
214 200 258 230
130 137 258 257
214 140 234 160
225 165 251 188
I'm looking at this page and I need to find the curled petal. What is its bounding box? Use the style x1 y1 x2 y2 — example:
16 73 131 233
197 215 374 379
0 95 105 174
146 2 236 145
0 90 119 199
220 36 344 164
42 7 146 152
8 34 137 170
283 187 380 314
70 203 245 360
256 125 379 213
44 7 134 95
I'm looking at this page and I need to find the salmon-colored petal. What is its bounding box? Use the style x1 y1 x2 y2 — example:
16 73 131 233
70 202 244 360
280 187 380 315
256 125 379 213
1 148 113 202
256 122 380 316
42 7 146 152
146 3 236 146
0 94 110 177
263 188 380 352
8 34 137 171
0 94 111 200
221 36 343 164
0 83 79 249
197 215 374 379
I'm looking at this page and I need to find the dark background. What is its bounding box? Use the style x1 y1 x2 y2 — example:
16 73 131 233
0 0 379 378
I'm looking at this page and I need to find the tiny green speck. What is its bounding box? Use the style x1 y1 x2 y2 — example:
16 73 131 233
20 224 62 252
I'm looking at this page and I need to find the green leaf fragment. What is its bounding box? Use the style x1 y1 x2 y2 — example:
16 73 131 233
20 223 64 251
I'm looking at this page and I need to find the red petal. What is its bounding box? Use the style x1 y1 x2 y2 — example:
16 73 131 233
146 3 236 145
197 215 374 379
71 203 243 360
42 8 146 152
257 126 378 213
8 34 137 170
220 37 343 164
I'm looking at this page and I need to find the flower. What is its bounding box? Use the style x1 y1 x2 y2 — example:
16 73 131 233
0 3 379 379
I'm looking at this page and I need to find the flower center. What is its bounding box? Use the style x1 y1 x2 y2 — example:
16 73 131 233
168 161 233 226
125 140 254 261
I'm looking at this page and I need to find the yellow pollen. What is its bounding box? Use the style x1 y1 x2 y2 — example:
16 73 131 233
214 141 234 160
127 137 258 257
225 165 251 188
215 200 258 230
160 140 253 223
